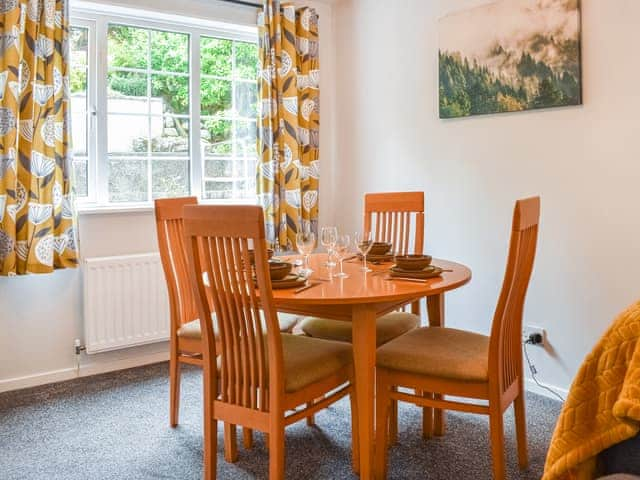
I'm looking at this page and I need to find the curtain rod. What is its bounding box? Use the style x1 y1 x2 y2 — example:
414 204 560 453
219 0 263 8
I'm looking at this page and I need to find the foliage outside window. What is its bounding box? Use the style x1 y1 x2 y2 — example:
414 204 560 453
69 13 258 206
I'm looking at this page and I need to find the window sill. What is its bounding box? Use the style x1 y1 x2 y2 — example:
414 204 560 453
76 198 258 216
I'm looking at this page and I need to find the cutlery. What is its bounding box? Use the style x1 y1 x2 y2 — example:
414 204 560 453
294 282 322 294
384 276 430 284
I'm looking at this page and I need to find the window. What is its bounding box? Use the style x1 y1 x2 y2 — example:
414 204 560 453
200 37 258 200
70 25 90 198
69 9 259 207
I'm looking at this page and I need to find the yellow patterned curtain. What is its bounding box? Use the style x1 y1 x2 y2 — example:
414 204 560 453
257 1 320 250
0 0 78 275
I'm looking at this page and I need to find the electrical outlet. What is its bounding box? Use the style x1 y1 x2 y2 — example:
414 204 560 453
523 325 546 347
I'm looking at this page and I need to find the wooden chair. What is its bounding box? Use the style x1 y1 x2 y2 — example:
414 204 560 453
300 192 424 343
154 197 298 456
183 204 359 480
300 191 424 431
374 196 540 480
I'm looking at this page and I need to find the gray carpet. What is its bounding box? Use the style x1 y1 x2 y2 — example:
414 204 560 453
0 363 561 479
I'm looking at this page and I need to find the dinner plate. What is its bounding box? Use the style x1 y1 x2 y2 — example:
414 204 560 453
270 274 307 289
389 265 444 279
358 253 395 262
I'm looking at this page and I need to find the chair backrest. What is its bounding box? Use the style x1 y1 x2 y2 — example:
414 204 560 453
363 192 424 255
489 197 540 395
155 197 199 334
183 205 283 413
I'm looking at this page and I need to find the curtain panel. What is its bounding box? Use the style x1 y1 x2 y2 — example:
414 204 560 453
0 0 78 275
257 0 320 250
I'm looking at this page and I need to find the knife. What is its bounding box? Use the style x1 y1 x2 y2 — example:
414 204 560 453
384 276 430 283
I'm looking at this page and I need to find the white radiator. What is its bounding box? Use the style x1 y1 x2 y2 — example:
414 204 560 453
83 253 170 354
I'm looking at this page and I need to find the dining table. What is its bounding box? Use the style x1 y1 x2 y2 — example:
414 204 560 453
269 253 472 480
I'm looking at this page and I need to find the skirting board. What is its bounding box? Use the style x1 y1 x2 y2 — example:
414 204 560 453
0 351 170 394
2 353 571 403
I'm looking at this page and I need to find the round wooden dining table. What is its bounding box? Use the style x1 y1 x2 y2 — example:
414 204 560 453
270 253 472 480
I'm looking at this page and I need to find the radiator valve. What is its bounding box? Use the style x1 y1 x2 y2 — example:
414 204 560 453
74 339 86 356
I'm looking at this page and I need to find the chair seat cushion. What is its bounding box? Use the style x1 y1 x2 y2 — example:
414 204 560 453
177 313 300 340
281 334 353 392
215 334 353 393
376 327 490 382
299 312 420 346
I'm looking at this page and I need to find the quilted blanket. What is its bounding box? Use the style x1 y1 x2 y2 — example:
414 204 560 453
543 301 640 480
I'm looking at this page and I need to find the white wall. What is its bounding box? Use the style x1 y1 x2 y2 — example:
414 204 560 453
0 0 338 391
332 0 640 392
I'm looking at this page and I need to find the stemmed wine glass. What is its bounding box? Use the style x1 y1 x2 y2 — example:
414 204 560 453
334 234 351 278
355 231 373 272
295 228 316 277
320 226 338 268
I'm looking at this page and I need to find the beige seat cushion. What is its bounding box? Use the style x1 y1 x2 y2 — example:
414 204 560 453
177 313 300 340
299 312 420 347
215 334 353 393
376 327 490 382
281 334 353 392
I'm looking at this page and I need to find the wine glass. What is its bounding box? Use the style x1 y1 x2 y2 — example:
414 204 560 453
355 231 373 272
334 234 351 278
320 226 338 267
295 229 316 277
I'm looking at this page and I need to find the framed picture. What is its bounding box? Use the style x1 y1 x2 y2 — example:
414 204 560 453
439 0 582 119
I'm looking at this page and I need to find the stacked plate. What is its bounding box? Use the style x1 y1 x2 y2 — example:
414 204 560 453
270 275 307 289
389 265 444 279
389 255 443 279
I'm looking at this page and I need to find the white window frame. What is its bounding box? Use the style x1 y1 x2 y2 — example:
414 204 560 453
70 4 259 212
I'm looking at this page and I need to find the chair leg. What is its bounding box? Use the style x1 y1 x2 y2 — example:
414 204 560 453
169 355 181 427
388 387 398 446
268 421 285 479
375 376 391 480
514 393 529 469
306 404 316 426
349 389 360 474
204 417 217 480
223 424 238 463
421 391 433 439
489 408 506 480
242 427 253 450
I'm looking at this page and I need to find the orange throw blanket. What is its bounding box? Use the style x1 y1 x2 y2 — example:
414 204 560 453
543 301 640 480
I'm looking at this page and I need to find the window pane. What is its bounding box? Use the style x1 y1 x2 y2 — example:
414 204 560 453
151 116 189 156
201 118 232 156
204 159 232 178
235 81 257 118
201 79 232 116
108 71 148 112
72 112 88 155
235 41 258 80
70 70 87 97
203 180 254 200
108 25 149 69
151 74 189 115
203 180 233 200
72 159 88 197
201 37 232 77
70 27 88 67
235 120 257 158
151 30 189 73
108 114 148 155
152 159 189 198
109 158 148 202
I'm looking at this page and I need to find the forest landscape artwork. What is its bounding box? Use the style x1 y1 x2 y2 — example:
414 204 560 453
439 0 582 119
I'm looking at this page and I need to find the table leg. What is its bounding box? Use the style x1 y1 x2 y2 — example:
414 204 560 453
427 294 446 436
352 304 377 480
